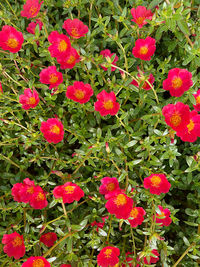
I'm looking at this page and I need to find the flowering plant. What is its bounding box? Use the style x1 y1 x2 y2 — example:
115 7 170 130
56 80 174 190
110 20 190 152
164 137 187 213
0 0 200 266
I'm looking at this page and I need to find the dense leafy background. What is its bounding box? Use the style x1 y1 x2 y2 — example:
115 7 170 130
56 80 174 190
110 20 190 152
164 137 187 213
0 0 200 266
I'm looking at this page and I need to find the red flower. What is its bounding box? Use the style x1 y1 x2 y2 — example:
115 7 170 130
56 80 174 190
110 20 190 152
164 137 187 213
106 193 133 219
176 110 200 142
53 182 84 204
94 90 120 116
63 19 88 39
0 25 24 53
27 19 43 34
40 118 64 144
29 187 48 209
131 6 153 28
155 205 172 226
163 68 193 97
39 66 63 90
91 216 108 232
57 47 80 69
143 174 171 195
122 252 134 267
97 246 120 267
99 177 121 200
128 207 146 228
2 232 25 259
48 31 71 59
66 81 93 104
100 49 118 71
21 0 43 18
132 37 156 61
0 82 3 93
11 178 36 203
22 256 51 267
60 265 71 267
40 232 57 247
131 73 155 90
136 249 159 266
162 102 190 131
193 89 200 112
19 88 40 110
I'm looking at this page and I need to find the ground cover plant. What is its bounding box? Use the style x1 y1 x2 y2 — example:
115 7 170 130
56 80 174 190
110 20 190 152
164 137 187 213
0 0 200 266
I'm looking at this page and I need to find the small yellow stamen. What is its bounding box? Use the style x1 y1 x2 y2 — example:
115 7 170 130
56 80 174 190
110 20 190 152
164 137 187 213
130 208 139 219
50 125 60 134
32 259 45 267
170 113 181 127
103 100 113 110
187 120 194 132
104 248 112 258
12 236 22 247
150 176 161 187
139 46 148 55
49 74 58 84
28 97 36 105
106 183 115 191
58 40 68 52
114 194 127 207
65 186 75 194
172 77 182 89
7 38 18 49
74 89 85 100
136 17 145 25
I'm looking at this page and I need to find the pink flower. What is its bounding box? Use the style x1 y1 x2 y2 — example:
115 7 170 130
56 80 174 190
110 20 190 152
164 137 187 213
57 47 80 69
0 25 24 53
66 81 93 104
163 68 193 97
29 188 48 209
97 246 120 267
162 102 190 131
40 118 64 144
27 19 43 34
39 66 63 89
132 37 156 61
155 205 172 226
99 177 121 200
100 49 118 71
193 89 200 112
22 256 50 267
53 182 84 204
105 193 133 219
94 90 120 116
21 0 43 19
128 207 146 228
131 6 153 28
63 18 88 39
131 73 155 90
0 82 3 93
48 31 71 59
40 232 57 247
176 110 200 142
19 88 40 110
143 174 171 195
2 232 25 259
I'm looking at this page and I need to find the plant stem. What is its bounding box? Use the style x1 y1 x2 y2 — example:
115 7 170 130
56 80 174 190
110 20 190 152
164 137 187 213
172 243 196 267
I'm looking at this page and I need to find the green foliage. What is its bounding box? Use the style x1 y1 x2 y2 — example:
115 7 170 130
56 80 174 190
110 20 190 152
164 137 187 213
0 0 200 266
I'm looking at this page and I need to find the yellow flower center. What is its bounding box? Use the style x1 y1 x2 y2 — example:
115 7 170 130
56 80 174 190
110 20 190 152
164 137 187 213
114 194 127 207
136 17 145 25
104 248 112 258
172 77 182 89
196 96 200 104
170 113 181 127
36 192 45 201
28 97 36 105
7 38 18 49
12 236 22 247
49 74 58 84
67 55 76 64
30 7 38 16
103 100 114 110
44 233 52 240
106 182 115 191
50 125 60 134
27 186 34 194
65 185 75 194
71 27 79 37
187 120 194 132
150 175 161 187
74 89 85 100
32 259 45 267
157 211 165 218
130 208 139 219
139 46 148 55
58 40 68 52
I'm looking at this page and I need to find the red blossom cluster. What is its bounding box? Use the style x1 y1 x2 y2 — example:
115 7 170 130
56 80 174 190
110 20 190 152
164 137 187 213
162 102 200 142
11 178 48 209
53 182 84 203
